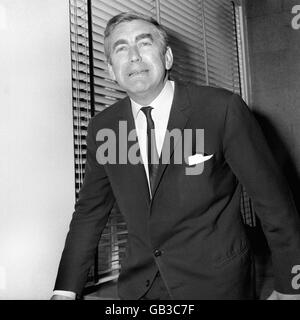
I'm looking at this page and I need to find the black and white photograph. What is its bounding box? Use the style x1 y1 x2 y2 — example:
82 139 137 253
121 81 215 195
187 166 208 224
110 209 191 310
0 0 300 303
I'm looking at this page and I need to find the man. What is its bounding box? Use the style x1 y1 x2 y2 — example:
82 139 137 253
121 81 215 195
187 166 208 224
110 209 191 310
52 12 300 300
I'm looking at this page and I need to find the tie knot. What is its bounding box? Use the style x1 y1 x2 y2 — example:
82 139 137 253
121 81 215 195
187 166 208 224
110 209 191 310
140 106 153 119
140 106 155 130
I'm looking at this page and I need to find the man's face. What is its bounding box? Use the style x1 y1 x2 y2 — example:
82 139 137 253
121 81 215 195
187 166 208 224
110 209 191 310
107 19 173 104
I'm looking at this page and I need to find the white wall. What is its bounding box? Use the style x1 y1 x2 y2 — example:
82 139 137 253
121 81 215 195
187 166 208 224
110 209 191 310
0 0 75 299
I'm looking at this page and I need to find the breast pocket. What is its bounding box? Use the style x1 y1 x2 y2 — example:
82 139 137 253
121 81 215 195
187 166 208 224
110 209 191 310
184 153 214 175
183 149 219 177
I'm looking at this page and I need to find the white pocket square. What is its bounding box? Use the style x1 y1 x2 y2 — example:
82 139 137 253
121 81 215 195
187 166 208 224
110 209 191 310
188 153 214 166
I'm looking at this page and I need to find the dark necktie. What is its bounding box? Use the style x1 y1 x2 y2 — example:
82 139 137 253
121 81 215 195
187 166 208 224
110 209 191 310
140 106 159 197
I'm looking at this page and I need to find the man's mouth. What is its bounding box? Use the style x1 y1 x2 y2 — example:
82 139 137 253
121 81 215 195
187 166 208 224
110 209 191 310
128 69 149 77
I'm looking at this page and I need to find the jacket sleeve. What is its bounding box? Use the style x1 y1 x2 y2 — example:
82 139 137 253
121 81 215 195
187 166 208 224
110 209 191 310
54 117 115 295
223 93 300 294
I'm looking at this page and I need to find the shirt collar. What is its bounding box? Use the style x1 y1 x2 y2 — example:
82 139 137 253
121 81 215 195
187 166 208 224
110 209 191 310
130 80 174 120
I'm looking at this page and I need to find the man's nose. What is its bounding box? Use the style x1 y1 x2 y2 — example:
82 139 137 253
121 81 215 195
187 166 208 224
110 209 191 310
129 45 142 63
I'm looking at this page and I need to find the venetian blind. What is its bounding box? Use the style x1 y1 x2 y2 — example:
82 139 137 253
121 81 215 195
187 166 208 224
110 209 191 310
159 0 207 85
202 0 241 92
69 0 253 288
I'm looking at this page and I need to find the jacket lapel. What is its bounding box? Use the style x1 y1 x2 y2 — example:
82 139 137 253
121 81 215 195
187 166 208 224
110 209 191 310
151 81 193 199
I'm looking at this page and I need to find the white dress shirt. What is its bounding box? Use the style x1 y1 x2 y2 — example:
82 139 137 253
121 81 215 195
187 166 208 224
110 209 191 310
52 80 175 299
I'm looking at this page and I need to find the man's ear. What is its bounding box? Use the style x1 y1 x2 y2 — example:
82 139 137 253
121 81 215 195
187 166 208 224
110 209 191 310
165 46 173 71
107 63 116 81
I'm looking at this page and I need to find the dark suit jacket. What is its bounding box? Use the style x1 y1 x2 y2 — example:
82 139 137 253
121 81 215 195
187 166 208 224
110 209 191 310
55 81 300 299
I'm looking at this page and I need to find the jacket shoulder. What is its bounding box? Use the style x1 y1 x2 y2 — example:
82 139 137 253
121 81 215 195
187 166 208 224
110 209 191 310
183 82 236 105
88 96 129 128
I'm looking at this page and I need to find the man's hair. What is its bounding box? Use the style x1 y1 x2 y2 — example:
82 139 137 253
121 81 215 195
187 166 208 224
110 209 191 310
104 11 169 63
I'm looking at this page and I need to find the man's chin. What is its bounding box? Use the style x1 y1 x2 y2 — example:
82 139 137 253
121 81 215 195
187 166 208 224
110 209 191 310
125 81 150 95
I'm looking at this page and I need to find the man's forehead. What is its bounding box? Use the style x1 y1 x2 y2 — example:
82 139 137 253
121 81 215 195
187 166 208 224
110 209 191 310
110 19 158 39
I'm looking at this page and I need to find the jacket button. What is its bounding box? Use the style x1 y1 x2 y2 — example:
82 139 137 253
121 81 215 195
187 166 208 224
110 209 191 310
154 249 162 257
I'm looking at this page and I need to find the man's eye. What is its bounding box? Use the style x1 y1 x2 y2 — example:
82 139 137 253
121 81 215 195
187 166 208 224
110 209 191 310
115 46 127 53
139 41 152 47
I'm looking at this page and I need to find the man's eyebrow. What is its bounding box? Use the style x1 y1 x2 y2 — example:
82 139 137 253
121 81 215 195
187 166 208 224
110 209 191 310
135 33 153 42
